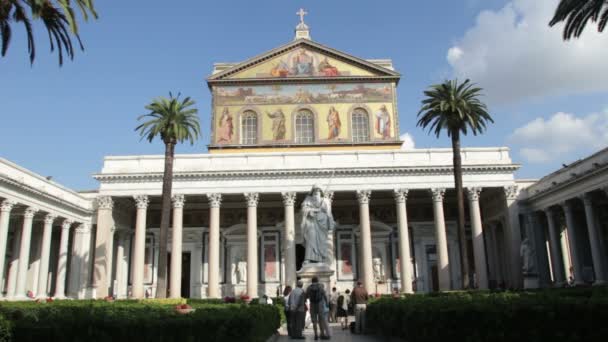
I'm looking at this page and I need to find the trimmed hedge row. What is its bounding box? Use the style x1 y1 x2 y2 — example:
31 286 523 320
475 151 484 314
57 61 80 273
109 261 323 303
367 287 608 342
0 300 280 342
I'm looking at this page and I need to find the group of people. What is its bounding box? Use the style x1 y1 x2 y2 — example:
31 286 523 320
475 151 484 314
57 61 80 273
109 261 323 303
283 278 370 340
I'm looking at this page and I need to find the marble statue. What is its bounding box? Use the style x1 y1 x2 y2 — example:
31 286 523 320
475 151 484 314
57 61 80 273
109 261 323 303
233 252 246 284
373 257 384 282
300 184 335 266
520 238 537 275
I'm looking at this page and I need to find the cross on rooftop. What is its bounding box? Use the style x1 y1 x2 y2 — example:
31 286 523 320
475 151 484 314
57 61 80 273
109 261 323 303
297 8 308 25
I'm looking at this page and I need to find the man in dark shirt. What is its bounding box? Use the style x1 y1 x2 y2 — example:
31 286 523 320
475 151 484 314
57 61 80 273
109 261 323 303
350 281 369 334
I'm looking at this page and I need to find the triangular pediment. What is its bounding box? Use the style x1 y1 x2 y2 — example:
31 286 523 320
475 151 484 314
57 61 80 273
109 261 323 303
208 39 400 82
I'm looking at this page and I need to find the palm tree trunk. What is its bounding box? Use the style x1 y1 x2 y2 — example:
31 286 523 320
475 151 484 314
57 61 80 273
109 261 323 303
156 140 175 298
451 130 470 289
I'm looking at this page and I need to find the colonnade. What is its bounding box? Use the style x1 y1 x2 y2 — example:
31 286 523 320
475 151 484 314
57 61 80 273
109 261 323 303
94 186 496 299
0 199 87 299
528 189 607 286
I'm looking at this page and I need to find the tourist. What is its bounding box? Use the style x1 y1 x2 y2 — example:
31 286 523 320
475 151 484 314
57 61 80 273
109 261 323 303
283 286 293 337
319 284 331 339
306 276 331 340
337 289 350 330
288 280 306 339
329 287 339 323
351 281 369 334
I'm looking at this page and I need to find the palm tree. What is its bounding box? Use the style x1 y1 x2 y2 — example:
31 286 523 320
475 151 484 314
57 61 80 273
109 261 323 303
417 79 493 289
0 0 97 65
549 0 608 39
135 93 200 298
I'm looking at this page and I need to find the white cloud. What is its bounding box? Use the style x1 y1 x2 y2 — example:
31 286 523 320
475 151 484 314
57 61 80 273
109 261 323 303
400 133 415 150
509 110 608 163
448 0 608 104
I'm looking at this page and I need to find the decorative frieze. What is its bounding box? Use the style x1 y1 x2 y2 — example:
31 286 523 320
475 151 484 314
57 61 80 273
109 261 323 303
466 187 482 201
430 188 446 202
244 193 259 207
393 189 409 203
356 190 371 205
172 194 186 208
206 193 222 208
133 195 149 210
96 196 114 210
281 192 297 206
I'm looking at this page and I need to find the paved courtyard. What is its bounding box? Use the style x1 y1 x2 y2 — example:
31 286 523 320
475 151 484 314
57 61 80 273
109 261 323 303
275 321 386 342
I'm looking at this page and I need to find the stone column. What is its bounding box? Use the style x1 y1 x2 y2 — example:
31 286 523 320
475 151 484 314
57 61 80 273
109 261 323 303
169 194 186 298
36 214 56 297
394 189 413 294
431 188 450 291
6 226 21 298
356 190 374 292
466 187 488 289
503 185 523 288
68 223 93 298
244 193 259 298
132 195 149 299
54 219 72 298
112 231 124 298
561 201 583 285
0 199 16 291
93 196 114 298
207 193 222 299
15 207 38 298
581 194 606 284
544 208 565 286
281 192 297 287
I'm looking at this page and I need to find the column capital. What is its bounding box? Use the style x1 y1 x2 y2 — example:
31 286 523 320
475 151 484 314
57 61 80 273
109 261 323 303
44 213 57 225
579 192 593 206
324 191 334 203
466 187 482 201
24 207 39 218
61 219 73 230
543 206 555 216
430 188 446 202
393 189 409 204
503 185 519 201
356 190 372 205
172 194 186 208
1 199 16 213
206 193 222 208
133 195 149 210
75 223 91 234
244 193 259 207
96 196 114 210
281 192 297 206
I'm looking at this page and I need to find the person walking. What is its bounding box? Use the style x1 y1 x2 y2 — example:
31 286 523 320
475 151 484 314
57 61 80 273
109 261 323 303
283 286 293 337
329 287 339 323
288 280 306 339
351 281 369 334
337 289 350 330
305 276 330 340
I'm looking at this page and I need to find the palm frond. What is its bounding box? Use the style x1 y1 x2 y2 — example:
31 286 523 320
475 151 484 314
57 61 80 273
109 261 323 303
549 0 608 39
417 79 493 139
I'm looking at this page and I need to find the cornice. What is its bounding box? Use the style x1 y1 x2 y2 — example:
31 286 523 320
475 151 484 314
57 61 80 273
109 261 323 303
0 174 93 215
523 163 608 203
94 164 520 183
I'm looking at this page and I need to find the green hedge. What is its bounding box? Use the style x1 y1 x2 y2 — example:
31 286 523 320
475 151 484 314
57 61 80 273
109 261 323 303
367 287 608 342
0 300 280 342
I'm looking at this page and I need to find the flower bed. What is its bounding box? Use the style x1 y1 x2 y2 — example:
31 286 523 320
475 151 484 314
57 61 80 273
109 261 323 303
367 287 608 342
0 299 280 342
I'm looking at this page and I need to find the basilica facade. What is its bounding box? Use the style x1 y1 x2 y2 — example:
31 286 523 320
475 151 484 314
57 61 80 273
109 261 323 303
1 19 606 301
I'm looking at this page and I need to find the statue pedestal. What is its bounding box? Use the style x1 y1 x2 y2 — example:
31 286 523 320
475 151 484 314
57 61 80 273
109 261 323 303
297 263 335 290
523 274 539 289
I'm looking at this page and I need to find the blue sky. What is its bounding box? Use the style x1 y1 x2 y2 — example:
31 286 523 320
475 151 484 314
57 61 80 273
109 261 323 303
2 0 607 190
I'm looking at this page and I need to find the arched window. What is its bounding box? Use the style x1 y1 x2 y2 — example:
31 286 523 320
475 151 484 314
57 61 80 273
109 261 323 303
241 111 258 145
351 109 370 142
295 110 314 143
